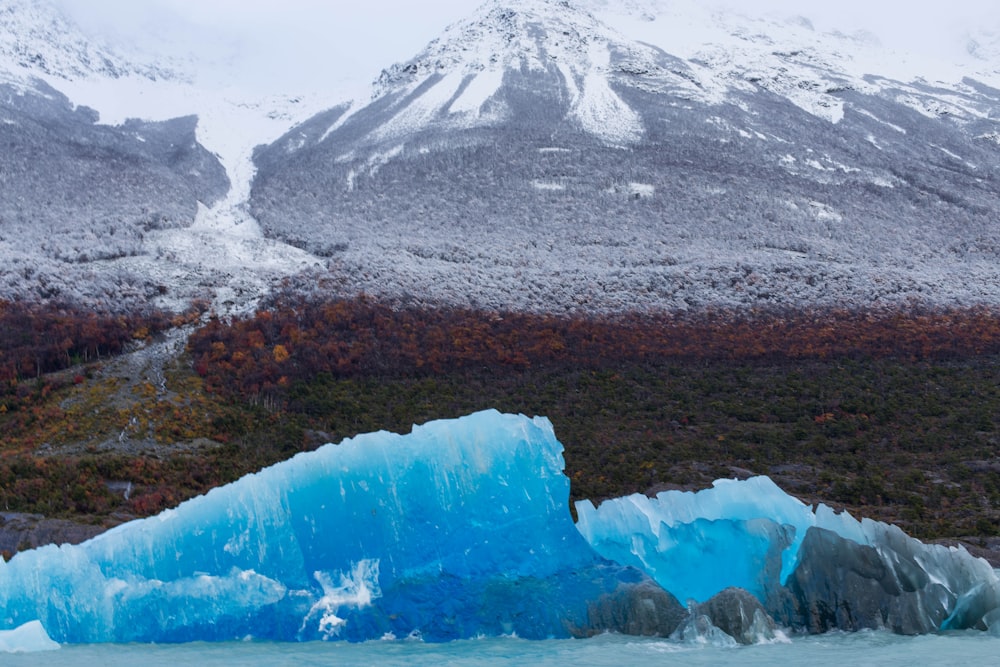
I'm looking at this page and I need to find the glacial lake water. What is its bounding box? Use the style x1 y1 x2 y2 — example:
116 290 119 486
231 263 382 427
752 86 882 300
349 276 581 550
6 631 999 667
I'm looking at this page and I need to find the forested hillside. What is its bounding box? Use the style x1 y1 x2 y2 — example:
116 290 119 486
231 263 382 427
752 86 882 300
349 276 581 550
4 299 1000 561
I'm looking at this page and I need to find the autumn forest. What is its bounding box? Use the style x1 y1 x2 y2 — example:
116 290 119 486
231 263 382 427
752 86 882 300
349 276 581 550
3 295 1000 560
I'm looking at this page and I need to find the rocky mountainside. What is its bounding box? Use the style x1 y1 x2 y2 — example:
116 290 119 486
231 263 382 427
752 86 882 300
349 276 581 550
251 0 1000 313
0 0 178 82
2 0 1000 314
0 0 229 309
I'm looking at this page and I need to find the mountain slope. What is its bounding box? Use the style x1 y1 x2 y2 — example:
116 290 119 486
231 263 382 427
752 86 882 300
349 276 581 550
0 0 178 82
0 0 230 308
3 0 1000 314
250 0 1000 313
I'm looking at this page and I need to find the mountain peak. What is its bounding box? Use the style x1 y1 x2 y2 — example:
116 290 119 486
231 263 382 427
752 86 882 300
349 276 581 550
374 0 653 93
362 0 713 146
0 0 178 83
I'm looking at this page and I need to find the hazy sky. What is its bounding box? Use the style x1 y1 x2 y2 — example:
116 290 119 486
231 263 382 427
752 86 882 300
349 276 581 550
51 0 999 93
53 0 473 92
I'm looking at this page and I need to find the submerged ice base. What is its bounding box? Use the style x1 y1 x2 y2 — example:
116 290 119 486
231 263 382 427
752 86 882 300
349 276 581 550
2 410 1000 645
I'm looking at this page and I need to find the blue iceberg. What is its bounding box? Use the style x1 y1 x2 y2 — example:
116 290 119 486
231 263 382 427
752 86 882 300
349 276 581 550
575 476 865 602
0 410 669 643
576 477 1000 634
1 410 999 644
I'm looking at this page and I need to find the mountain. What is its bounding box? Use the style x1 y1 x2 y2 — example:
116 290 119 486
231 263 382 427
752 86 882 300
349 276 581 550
3 0 1000 314
250 0 1000 313
0 0 228 308
0 0 178 82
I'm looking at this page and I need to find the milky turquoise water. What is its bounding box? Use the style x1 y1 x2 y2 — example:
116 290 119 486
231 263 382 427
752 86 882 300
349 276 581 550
5 631 998 667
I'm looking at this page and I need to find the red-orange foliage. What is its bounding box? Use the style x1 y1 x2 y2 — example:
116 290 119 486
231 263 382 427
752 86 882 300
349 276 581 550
188 296 1000 407
0 300 206 413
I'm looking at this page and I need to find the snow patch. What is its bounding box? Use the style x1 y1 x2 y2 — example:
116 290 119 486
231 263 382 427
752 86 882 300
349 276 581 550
628 182 655 198
855 108 907 133
368 144 406 177
805 159 832 171
572 43 643 144
448 69 504 116
932 143 976 169
373 72 466 142
809 201 842 223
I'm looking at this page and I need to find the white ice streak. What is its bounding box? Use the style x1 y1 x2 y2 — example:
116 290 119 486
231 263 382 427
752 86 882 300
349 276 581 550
301 559 382 640
373 72 467 142
572 43 644 144
855 108 907 133
447 69 505 117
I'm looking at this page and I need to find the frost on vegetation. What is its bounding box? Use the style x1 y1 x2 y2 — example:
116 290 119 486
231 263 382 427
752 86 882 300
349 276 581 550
9 0 1000 316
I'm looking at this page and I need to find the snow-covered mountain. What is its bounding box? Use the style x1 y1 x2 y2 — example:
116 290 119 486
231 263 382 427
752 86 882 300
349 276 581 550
0 0 231 307
4 0 1000 314
0 0 178 83
0 0 336 311
250 0 1000 312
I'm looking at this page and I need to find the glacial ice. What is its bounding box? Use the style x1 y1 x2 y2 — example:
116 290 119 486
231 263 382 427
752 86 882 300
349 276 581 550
0 621 59 653
576 477 1000 634
2 410 1000 646
0 410 657 644
574 476 856 601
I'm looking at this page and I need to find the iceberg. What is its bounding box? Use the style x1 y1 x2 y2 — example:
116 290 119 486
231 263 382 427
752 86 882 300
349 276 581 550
0 621 59 653
0 410 676 644
1 410 999 644
576 477 1000 634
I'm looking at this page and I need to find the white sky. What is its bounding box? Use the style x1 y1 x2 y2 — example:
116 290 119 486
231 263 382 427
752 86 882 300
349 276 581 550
50 0 1000 94
52 0 473 93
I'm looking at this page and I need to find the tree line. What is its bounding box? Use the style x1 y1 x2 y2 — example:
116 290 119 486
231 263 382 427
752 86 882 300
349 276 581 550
0 300 205 412
188 294 1000 408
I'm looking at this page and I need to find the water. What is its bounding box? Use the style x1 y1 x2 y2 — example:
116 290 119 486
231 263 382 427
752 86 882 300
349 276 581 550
5 632 998 667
